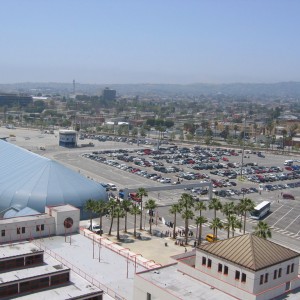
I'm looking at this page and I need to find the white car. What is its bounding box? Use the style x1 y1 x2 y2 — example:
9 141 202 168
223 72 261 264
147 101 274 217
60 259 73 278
107 183 117 191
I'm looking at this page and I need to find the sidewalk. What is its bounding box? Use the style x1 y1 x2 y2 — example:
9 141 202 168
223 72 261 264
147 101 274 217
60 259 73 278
101 223 193 265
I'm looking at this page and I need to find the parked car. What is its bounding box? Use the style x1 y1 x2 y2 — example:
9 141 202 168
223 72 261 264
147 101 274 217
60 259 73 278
282 193 295 200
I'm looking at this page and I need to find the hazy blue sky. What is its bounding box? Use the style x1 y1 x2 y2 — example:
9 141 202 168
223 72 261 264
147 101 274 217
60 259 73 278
0 0 299 84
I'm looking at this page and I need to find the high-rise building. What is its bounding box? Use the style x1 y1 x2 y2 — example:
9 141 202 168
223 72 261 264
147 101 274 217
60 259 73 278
102 87 116 101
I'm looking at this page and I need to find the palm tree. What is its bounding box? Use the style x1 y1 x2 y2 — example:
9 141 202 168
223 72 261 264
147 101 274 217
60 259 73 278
222 202 235 238
130 204 141 238
178 193 194 244
195 216 208 245
121 199 132 233
94 199 107 236
84 199 96 230
137 188 148 230
107 199 117 236
209 217 223 240
230 215 242 237
115 203 125 240
194 201 206 218
254 221 272 239
209 197 222 220
181 209 194 245
169 203 181 239
239 198 255 234
223 215 242 238
144 199 157 234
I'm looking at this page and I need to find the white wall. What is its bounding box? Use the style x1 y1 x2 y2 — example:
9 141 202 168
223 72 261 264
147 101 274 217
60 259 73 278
134 274 179 300
0 217 56 243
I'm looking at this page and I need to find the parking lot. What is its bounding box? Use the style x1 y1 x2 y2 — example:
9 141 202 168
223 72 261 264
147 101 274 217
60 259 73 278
2 126 300 249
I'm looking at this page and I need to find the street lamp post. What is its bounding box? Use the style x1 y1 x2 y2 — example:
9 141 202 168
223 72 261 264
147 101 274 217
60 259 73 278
240 115 246 181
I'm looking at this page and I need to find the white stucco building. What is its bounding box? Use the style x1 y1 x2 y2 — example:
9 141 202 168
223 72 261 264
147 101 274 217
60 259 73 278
134 234 300 300
0 204 80 244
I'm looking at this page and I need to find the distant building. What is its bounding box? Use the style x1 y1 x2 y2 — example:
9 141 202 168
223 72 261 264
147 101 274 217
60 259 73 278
59 129 77 147
102 87 116 101
0 94 33 107
134 234 300 300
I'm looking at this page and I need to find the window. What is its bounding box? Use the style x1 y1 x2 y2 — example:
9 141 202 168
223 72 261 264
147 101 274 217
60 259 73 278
1 230 5 237
202 257 206 266
17 227 20 234
291 264 294 273
36 225 40 232
273 270 277 279
241 273 247 283
260 275 264 285
41 224 45 231
285 281 291 291
218 263 223 273
147 292 151 300
265 273 268 283
22 227 25 234
278 268 282 278
224 266 228 275
207 259 212 268
287 265 290 274
235 271 240 280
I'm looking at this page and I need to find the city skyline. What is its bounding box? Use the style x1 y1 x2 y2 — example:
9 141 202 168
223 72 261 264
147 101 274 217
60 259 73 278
1 0 300 84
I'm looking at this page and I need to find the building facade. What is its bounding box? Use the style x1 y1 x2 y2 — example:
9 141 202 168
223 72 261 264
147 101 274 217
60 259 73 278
134 234 300 300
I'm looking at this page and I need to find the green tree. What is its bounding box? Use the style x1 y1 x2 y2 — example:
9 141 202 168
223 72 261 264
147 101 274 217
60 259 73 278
209 217 223 240
115 202 125 240
221 202 235 238
195 216 208 245
144 199 157 234
137 188 148 230
253 221 272 239
223 215 242 238
130 204 141 238
84 199 96 230
169 203 181 239
179 193 194 245
209 197 223 220
107 199 117 236
194 201 207 218
121 199 132 233
239 198 255 234
94 199 107 236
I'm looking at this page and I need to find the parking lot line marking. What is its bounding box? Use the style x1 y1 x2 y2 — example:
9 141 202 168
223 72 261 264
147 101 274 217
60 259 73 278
271 207 294 227
264 205 284 221
284 215 300 231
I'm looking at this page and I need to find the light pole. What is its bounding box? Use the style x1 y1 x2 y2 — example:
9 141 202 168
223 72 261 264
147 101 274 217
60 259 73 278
240 115 246 181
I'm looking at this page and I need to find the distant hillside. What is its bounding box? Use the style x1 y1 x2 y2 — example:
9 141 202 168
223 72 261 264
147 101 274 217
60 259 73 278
1 81 300 98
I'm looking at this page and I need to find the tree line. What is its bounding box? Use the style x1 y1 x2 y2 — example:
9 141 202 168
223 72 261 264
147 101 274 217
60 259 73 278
84 188 272 244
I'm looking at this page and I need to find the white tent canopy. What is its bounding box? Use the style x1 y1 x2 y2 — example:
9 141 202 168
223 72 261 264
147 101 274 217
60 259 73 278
0 140 107 213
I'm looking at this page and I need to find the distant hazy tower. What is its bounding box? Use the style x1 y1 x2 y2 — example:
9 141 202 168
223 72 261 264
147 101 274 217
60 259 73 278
73 79 76 95
102 87 116 101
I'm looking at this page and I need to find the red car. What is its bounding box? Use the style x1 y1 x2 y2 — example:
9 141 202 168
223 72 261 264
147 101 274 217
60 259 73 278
222 157 229 162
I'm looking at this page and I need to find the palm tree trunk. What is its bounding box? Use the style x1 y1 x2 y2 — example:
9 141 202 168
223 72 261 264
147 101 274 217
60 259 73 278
124 212 127 233
227 226 230 239
149 215 152 234
198 225 202 245
173 214 177 239
134 214 137 238
108 216 114 235
139 200 143 230
185 219 189 245
100 215 103 236
117 214 120 240
216 228 218 240
243 212 247 234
